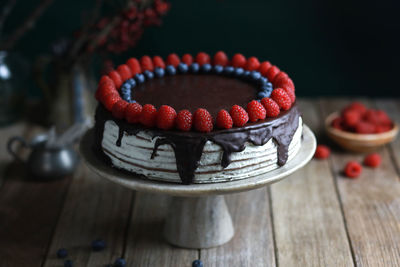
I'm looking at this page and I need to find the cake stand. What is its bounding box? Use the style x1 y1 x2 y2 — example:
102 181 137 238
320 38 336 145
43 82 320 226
80 126 316 249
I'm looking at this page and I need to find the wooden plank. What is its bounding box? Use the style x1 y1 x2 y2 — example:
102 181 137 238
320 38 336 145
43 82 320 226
0 124 71 267
374 99 400 175
200 187 275 267
42 164 133 267
270 99 354 267
124 192 198 266
320 98 400 267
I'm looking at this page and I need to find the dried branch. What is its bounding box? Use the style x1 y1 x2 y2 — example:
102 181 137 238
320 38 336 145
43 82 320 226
0 0 54 50
0 0 17 36
67 0 104 60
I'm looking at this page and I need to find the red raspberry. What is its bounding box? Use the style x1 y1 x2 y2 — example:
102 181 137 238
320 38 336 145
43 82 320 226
176 110 193 131
283 87 296 103
102 92 121 111
140 55 154 71
125 102 143 123
139 104 157 127
375 124 392 133
194 108 213 132
331 117 344 130
261 98 280 117
181 54 193 65
153 56 165 68
362 109 380 125
195 52 210 66
231 53 246 68
259 61 272 77
343 110 361 127
108 71 123 89
265 65 280 82
346 102 367 115
314 145 330 159
156 105 177 130
245 57 260 71
213 51 228 66
247 100 266 122
375 110 392 126
96 78 116 101
271 88 292 111
355 121 375 134
344 161 362 178
126 58 142 75
216 109 233 129
166 53 180 67
275 77 295 91
117 64 132 81
111 100 129 119
99 75 113 86
230 105 249 127
273 72 288 84
363 153 381 168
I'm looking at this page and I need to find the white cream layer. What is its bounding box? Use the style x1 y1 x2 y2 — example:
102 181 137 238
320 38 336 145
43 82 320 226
101 117 303 183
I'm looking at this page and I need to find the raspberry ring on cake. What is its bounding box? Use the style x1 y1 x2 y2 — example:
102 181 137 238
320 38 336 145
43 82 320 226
94 51 302 184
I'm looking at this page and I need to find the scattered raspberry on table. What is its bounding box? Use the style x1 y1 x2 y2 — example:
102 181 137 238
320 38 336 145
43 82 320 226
314 145 331 159
344 161 362 178
364 153 381 168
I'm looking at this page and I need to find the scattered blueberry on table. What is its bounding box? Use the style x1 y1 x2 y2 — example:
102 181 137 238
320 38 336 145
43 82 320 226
91 238 107 251
114 257 127 267
64 259 73 267
192 259 203 267
57 248 68 259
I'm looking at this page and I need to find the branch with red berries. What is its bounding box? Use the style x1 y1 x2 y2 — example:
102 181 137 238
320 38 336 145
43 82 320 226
63 0 170 67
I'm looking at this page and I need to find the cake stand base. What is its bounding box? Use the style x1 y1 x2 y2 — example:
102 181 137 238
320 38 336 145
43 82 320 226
80 125 316 249
164 195 234 248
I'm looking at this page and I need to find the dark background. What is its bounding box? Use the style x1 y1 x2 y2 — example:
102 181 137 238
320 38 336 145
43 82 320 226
6 0 400 97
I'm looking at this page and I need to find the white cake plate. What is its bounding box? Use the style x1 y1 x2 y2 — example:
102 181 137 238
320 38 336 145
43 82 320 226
80 125 316 249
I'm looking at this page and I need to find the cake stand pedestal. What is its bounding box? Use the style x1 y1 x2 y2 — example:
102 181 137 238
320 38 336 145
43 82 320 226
80 126 316 249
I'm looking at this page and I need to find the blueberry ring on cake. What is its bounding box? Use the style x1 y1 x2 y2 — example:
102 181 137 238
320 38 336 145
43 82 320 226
94 51 302 184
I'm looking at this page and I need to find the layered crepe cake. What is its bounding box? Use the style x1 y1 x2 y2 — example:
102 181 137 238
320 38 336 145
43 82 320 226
94 52 302 184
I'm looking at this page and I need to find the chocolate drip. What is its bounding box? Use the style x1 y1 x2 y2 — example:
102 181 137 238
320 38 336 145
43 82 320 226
151 137 207 184
94 104 301 184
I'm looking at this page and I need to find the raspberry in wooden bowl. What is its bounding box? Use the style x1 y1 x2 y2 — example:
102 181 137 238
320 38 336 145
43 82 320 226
325 102 398 152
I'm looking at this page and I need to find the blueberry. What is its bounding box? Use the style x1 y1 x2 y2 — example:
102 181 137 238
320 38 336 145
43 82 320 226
154 67 165 78
265 82 273 89
192 259 203 267
134 73 145 84
144 70 154 80
257 91 269 99
126 78 136 88
177 63 189 73
166 65 176 75
91 238 106 251
64 259 73 267
114 257 127 267
250 71 261 80
57 248 68 259
259 85 273 96
189 63 200 73
121 84 131 95
122 94 131 102
224 66 234 75
243 70 251 80
213 65 224 74
201 63 212 73
234 67 244 76
259 77 268 86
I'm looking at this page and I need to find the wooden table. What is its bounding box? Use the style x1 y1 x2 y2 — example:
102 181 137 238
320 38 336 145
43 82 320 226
0 98 399 267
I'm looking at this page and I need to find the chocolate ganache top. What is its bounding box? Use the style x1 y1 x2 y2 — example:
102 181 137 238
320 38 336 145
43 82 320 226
132 74 255 116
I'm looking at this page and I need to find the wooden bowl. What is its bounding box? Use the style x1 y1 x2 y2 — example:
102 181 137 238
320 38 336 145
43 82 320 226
325 112 399 153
